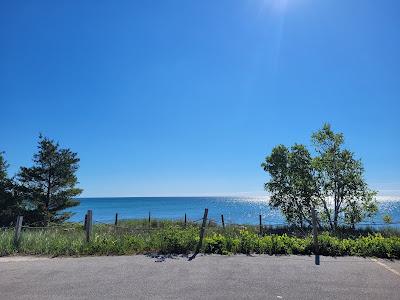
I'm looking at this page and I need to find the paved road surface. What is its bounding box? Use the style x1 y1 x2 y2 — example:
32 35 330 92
0 255 399 299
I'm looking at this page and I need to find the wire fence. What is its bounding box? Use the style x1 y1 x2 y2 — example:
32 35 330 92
5 208 400 241
3 209 400 265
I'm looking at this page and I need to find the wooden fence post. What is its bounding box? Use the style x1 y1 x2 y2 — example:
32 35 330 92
86 210 93 243
13 216 23 246
221 214 225 229
148 212 151 226
115 213 118 226
312 206 320 265
184 213 187 226
189 208 208 260
84 214 88 231
259 214 262 235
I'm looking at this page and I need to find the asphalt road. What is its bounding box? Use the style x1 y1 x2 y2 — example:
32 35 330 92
0 255 399 300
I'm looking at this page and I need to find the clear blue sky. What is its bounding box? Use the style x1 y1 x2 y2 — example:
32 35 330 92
1 0 399 197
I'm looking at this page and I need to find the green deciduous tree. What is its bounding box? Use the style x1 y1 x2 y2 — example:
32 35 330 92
262 124 377 230
17 135 82 225
261 144 318 227
312 124 377 230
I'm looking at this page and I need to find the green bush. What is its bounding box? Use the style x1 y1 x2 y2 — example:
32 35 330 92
383 215 393 224
352 234 400 258
239 230 258 254
157 226 198 254
204 234 228 254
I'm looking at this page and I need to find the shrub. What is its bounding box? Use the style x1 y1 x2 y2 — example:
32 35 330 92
1 221 399 258
204 234 228 254
383 215 393 224
157 226 197 254
239 230 258 254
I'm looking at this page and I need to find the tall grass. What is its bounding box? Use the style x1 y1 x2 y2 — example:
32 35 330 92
1 220 399 258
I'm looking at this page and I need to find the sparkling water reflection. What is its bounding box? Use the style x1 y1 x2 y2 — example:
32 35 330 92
67 197 400 227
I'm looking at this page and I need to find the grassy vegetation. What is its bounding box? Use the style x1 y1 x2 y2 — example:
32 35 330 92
1 220 400 258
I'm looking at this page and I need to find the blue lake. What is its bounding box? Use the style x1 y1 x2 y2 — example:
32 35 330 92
67 197 400 227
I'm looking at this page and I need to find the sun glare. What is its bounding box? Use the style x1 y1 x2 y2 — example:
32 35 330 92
260 0 306 15
269 0 289 13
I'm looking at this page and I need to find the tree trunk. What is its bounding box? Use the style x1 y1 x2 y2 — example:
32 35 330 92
45 168 52 226
333 206 338 230
333 185 340 230
321 199 333 230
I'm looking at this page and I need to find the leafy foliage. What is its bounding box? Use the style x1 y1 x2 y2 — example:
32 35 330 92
1 223 399 258
383 215 393 224
262 124 378 230
262 144 318 227
312 124 377 229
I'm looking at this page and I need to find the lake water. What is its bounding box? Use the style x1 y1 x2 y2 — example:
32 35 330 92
67 197 400 227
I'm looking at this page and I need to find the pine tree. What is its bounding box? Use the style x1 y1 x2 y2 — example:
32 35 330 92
0 152 20 226
18 135 82 225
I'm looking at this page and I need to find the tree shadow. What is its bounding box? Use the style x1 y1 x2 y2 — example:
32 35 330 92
145 253 188 262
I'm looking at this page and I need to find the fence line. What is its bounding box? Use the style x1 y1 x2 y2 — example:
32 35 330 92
6 212 400 236
4 209 400 265
21 226 77 230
